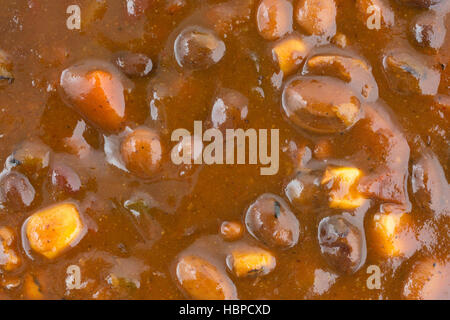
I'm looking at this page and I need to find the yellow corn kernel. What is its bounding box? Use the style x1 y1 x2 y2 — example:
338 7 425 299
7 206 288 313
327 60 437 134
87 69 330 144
26 203 84 259
273 38 308 75
373 212 414 257
229 248 276 277
322 167 365 209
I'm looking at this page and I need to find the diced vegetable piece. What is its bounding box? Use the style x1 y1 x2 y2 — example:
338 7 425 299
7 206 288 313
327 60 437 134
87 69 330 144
23 274 44 300
60 61 127 132
245 193 300 248
176 255 237 300
356 0 395 29
227 247 276 277
322 167 365 209
318 216 364 274
0 227 21 271
272 37 308 75
371 210 417 257
121 127 162 178
26 203 84 259
256 0 293 40
402 258 449 300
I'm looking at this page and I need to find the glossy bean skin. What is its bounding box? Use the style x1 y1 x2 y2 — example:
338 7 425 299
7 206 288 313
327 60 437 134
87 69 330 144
245 194 300 249
121 128 163 179
256 0 293 40
318 216 364 274
174 26 225 70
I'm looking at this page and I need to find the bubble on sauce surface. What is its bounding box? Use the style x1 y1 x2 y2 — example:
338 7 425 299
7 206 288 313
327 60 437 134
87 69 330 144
282 76 362 134
174 26 225 70
318 216 364 274
245 193 300 248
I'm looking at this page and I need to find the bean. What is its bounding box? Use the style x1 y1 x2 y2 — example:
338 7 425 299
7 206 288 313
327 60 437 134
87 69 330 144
282 77 362 133
121 127 162 178
318 216 364 274
295 0 336 37
174 26 225 70
176 255 237 300
245 193 300 248
256 0 293 40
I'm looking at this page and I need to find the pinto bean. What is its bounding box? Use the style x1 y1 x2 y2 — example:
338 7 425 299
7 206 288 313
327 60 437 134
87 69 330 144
114 51 153 78
60 61 128 132
295 0 337 37
282 76 362 133
121 127 162 178
174 26 225 70
211 88 249 132
206 0 255 37
411 150 450 217
176 255 237 300
256 0 293 40
0 172 36 210
318 216 364 274
397 0 441 8
382 52 440 96
50 163 82 195
305 54 378 101
402 258 449 300
410 11 446 52
245 193 300 248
